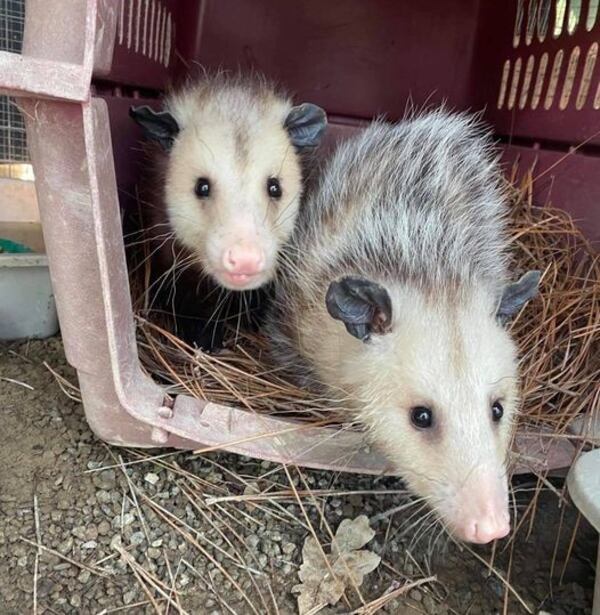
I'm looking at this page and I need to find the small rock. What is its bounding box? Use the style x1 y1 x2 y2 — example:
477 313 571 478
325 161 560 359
121 513 135 527
57 496 70 511
97 521 111 536
129 531 145 546
70 594 82 608
78 570 91 584
110 535 122 550
151 539 163 548
36 578 55 597
247 534 260 550
17 556 27 567
282 542 296 555
93 469 116 491
178 573 191 587
410 589 423 602
72 526 87 540
123 590 136 605
82 540 97 550
144 472 160 486
96 490 111 504
147 547 161 559
58 536 73 554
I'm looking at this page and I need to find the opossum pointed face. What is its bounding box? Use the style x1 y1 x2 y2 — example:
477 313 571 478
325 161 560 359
325 273 540 544
133 100 326 291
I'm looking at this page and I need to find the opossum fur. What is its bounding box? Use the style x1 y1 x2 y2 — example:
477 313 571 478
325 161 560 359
130 73 326 349
265 110 540 542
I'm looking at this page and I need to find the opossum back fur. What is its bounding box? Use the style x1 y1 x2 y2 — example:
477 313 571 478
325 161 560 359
266 110 510 385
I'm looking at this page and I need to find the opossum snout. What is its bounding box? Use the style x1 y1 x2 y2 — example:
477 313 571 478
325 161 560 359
217 242 266 290
223 243 265 275
450 469 510 544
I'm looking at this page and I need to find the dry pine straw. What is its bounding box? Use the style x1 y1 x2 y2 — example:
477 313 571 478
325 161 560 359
134 171 600 447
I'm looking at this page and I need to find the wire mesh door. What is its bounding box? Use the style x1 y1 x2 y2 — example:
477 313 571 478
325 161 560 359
0 0 31 180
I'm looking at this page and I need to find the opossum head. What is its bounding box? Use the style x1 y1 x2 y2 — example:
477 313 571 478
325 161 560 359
325 272 540 544
130 84 326 291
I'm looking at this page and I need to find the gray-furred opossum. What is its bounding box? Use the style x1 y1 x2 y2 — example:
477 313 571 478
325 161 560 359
265 110 541 544
129 74 327 350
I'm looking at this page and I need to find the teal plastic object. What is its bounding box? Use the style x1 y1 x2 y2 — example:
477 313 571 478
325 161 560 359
0 238 33 254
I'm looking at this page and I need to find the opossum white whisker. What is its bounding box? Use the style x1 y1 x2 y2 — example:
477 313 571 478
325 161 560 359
128 231 177 276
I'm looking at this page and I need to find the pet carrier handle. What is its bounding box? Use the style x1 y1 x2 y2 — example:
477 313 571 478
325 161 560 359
0 0 116 102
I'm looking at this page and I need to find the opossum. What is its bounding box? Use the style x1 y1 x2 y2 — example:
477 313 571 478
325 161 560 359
129 74 327 349
265 110 541 544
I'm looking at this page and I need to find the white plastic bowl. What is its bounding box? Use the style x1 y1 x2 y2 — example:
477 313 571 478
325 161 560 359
0 251 58 340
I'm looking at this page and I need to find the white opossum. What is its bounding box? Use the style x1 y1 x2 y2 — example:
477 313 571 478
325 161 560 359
265 110 540 544
129 74 327 349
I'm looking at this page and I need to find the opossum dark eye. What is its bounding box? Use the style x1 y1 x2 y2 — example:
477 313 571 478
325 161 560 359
491 401 504 422
411 406 433 429
194 177 211 199
267 177 282 199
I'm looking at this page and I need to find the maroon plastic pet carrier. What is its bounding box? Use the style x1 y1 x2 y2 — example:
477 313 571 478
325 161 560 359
0 0 596 474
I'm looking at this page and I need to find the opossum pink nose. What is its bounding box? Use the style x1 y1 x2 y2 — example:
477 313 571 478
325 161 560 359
223 244 264 275
463 514 510 544
454 471 510 543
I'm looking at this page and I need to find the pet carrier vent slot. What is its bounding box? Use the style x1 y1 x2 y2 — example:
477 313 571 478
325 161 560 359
538 0 552 41
514 0 525 47
567 0 582 34
545 49 565 108
532 52 550 108
497 25 600 111
560 45 581 108
526 0 539 45
593 80 600 107
498 59 512 108
520 55 537 108
554 0 567 38
117 0 172 66
513 0 592 46
586 0 599 29
509 57 523 109
577 42 599 108
567 0 581 35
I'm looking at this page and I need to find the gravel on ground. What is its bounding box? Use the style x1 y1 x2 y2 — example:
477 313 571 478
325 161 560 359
0 338 596 614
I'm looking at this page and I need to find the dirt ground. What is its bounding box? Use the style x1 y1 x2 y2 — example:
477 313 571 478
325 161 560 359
0 337 597 614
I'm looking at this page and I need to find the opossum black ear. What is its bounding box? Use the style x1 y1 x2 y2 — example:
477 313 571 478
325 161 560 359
129 105 179 150
496 270 541 323
285 103 327 148
326 276 392 342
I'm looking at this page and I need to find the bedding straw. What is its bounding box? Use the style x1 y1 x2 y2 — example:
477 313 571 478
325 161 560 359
132 170 600 451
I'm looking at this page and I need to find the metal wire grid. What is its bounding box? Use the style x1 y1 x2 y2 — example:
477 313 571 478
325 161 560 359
0 0 28 165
